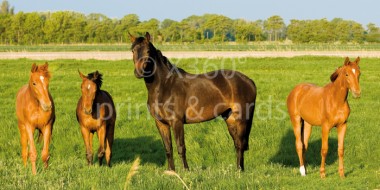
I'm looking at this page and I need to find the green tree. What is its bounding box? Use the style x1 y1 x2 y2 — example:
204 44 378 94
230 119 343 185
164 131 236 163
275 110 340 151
160 19 180 42
203 14 233 42
23 12 44 44
114 14 140 42
366 23 380 42
9 12 26 44
0 0 14 15
0 13 11 43
264 15 285 41
135 18 159 42
44 11 86 43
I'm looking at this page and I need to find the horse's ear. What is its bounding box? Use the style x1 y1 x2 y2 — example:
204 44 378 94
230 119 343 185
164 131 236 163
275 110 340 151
40 62 48 71
78 70 86 80
128 32 135 43
94 70 99 79
31 63 38 73
355 56 360 65
344 57 350 66
145 32 151 42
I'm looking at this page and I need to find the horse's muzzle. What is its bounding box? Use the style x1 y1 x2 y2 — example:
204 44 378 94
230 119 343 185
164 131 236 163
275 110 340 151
84 108 92 115
352 90 361 98
134 69 144 79
41 103 52 112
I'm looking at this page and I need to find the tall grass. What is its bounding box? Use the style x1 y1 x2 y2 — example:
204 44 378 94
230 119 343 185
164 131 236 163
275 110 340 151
0 57 379 189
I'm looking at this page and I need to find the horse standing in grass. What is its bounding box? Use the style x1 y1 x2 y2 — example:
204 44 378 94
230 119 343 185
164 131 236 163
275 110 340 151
129 32 257 171
76 71 116 166
287 57 361 178
16 63 55 175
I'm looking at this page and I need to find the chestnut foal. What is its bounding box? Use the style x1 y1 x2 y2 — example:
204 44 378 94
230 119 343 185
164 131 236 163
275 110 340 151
76 71 116 166
287 57 361 178
16 63 55 175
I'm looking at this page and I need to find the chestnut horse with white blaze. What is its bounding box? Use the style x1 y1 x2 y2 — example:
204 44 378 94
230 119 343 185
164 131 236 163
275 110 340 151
287 57 361 178
76 71 116 166
16 63 55 175
129 32 257 171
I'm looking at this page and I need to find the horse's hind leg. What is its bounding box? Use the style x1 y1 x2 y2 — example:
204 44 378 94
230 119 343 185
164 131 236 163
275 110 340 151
105 122 115 167
225 113 246 171
290 115 306 176
301 121 312 173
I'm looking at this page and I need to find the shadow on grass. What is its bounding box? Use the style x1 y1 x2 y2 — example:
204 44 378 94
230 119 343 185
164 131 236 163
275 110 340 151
112 136 165 166
269 130 338 167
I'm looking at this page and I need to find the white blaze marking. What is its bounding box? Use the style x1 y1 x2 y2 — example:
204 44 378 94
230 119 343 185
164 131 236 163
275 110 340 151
300 165 306 176
87 84 91 90
40 75 44 83
352 69 356 74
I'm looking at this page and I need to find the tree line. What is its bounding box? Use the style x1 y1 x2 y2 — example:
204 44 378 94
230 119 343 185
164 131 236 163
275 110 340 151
0 1 379 44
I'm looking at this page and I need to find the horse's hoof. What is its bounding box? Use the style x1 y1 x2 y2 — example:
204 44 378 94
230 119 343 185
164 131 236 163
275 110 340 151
300 166 306 176
320 173 326 178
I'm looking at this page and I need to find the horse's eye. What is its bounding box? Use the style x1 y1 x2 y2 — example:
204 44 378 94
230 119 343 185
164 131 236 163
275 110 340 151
345 73 349 77
32 82 36 86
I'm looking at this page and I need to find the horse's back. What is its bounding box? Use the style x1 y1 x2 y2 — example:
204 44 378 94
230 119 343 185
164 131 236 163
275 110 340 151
287 83 324 125
207 69 256 99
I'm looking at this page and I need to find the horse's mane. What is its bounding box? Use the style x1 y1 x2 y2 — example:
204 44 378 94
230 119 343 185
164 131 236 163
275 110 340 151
330 66 342 82
156 49 186 74
31 63 51 79
87 71 103 90
131 37 186 75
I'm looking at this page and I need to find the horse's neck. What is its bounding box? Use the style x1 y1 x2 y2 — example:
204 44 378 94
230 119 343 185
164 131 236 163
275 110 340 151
27 84 39 106
144 56 173 93
326 75 349 104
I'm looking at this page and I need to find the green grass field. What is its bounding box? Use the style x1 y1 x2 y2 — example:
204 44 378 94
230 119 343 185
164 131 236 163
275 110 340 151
1 43 380 52
0 57 379 189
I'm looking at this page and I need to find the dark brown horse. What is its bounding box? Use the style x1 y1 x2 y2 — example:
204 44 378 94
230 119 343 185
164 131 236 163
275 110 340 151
76 71 116 166
129 32 257 171
16 63 55 175
287 57 361 178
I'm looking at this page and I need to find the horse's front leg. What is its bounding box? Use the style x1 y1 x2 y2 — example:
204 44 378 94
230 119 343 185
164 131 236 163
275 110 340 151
41 124 52 169
80 127 93 165
25 124 37 175
97 123 106 166
337 123 347 178
320 124 330 178
172 121 189 170
18 124 28 167
155 120 175 171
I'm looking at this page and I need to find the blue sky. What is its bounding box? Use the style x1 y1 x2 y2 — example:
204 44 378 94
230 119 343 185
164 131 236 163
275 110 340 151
9 0 380 27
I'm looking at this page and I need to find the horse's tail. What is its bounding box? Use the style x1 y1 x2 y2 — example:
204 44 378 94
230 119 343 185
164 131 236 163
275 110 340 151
244 79 257 151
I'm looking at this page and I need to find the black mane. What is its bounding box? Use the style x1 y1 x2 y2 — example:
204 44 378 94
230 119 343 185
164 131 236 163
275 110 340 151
87 71 103 90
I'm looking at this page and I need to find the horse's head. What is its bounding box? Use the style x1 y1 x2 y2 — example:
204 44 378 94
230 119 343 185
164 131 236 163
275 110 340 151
29 63 52 111
331 57 361 98
79 70 102 114
129 32 156 78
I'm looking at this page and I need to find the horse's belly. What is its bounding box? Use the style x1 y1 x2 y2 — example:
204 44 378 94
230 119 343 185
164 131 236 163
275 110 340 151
299 111 322 126
185 108 217 123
